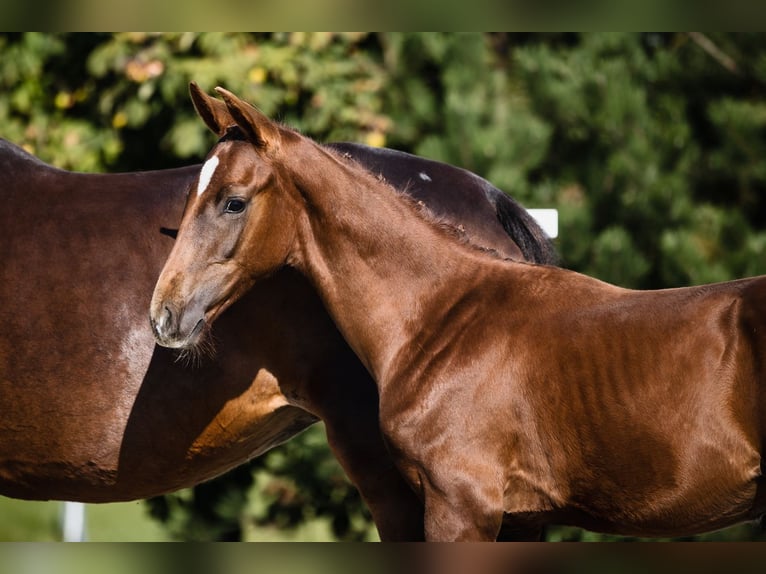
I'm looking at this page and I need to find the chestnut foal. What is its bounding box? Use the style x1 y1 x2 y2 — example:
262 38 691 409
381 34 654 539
152 86 766 540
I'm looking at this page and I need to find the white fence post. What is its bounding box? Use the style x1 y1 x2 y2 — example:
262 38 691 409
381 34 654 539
527 208 558 239
60 501 86 541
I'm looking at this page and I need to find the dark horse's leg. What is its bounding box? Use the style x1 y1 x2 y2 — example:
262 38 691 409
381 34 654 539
496 526 546 541
496 514 547 541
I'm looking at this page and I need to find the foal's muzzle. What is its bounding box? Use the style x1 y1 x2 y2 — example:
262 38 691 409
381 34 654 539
150 301 203 349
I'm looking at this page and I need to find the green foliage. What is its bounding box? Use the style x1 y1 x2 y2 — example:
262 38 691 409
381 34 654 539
146 462 254 541
512 33 766 289
248 425 375 541
146 426 373 542
5 32 766 541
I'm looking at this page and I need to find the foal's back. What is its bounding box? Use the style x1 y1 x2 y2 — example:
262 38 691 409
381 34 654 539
463 264 766 536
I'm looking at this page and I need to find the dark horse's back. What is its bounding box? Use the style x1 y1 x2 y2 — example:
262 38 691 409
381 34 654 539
0 138 204 499
326 143 557 265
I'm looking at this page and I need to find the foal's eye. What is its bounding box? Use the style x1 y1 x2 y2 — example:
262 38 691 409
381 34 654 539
223 198 247 214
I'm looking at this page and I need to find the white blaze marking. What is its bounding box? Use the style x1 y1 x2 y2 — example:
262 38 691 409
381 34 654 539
197 155 220 197
418 172 432 182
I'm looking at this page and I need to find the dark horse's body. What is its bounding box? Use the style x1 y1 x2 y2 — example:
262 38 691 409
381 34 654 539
0 134 554 540
152 85 766 541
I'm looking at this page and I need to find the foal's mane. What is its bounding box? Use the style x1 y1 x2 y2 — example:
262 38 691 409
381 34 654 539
326 145 511 262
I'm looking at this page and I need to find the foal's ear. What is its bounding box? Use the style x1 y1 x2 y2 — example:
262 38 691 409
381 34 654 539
215 87 281 151
189 82 233 137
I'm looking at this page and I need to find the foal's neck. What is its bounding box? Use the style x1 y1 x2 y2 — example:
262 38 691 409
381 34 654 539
289 143 495 384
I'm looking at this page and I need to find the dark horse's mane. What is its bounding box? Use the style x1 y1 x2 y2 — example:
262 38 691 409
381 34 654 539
490 188 559 265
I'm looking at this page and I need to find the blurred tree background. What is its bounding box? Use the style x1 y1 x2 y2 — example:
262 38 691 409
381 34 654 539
3 32 766 541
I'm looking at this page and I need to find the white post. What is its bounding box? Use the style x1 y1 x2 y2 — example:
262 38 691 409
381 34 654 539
61 501 86 542
527 208 559 238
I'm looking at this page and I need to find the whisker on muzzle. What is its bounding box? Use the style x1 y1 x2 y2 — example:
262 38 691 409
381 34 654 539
173 322 218 367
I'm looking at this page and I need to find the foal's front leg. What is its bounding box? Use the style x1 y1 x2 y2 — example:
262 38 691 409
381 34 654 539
326 424 425 541
419 463 505 541
320 375 425 541
381 398 505 540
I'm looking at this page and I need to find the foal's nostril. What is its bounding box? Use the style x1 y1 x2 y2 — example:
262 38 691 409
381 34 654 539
160 304 177 333
150 302 177 339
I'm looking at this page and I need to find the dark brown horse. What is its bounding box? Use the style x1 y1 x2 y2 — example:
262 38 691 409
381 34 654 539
0 102 554 539
152 85 766 541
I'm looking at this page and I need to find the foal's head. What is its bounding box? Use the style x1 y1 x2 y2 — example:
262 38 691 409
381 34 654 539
150 85 302 349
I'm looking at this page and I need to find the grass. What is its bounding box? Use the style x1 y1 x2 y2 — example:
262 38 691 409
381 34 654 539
0 496 170 541
0 494 375 541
